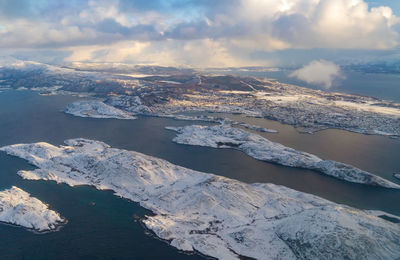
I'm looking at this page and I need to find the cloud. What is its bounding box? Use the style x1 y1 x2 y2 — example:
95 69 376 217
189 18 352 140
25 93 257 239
0 0 399 66
64 39 267 68
222 0 400 50
289 60 342 89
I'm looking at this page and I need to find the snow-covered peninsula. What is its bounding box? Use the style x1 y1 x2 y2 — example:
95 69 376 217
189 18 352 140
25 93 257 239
0 186 65 232
64 100 137 120
1 139 400 259
167 125 400 189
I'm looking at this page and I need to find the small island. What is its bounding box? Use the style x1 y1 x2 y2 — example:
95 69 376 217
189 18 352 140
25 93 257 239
0 186 66 232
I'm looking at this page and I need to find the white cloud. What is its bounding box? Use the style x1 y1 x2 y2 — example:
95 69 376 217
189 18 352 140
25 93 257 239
65 39 270 68
0 0 399 66
231 0 400 50
289 60 342 89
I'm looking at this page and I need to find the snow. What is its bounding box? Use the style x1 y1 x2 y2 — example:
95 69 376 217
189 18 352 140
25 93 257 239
253 93 312 102
167 125 400 189
159 80 182 85
373 130 394 136
2 58 399 137
394 173 400 180
64 98 279 133
333 100 400 117
62 87 400 137
238 123 277 133
162 88 400 137
64 100 137 119
0 186 65 232
1 139 400 259
104 95 151 114
253 93 400 118
218 90 253 95
0 56 28 68
0 56 75 74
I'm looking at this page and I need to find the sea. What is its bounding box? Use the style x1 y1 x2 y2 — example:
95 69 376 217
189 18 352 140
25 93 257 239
0 89 399 259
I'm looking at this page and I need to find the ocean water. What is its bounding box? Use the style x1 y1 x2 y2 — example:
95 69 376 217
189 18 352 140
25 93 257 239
0 90 399 259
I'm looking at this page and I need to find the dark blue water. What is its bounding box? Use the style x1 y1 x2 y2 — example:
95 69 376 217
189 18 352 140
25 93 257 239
0 90 399 259
208 69 400 102
0 91 205 259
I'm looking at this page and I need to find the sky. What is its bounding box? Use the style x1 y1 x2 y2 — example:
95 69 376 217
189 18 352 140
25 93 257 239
0 0 399 67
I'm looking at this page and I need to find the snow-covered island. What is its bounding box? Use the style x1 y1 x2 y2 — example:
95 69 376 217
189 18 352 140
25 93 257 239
394 173 400 180
167 125 400 189
0 186 66 232
1 139 400 259
64 100 137 120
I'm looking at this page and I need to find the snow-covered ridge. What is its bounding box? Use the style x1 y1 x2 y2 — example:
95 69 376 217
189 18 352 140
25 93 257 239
1 139 400 259
0 56 76 74
64 100 137 119
0 56 28 68
167 125 400 189
0 186 66 232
